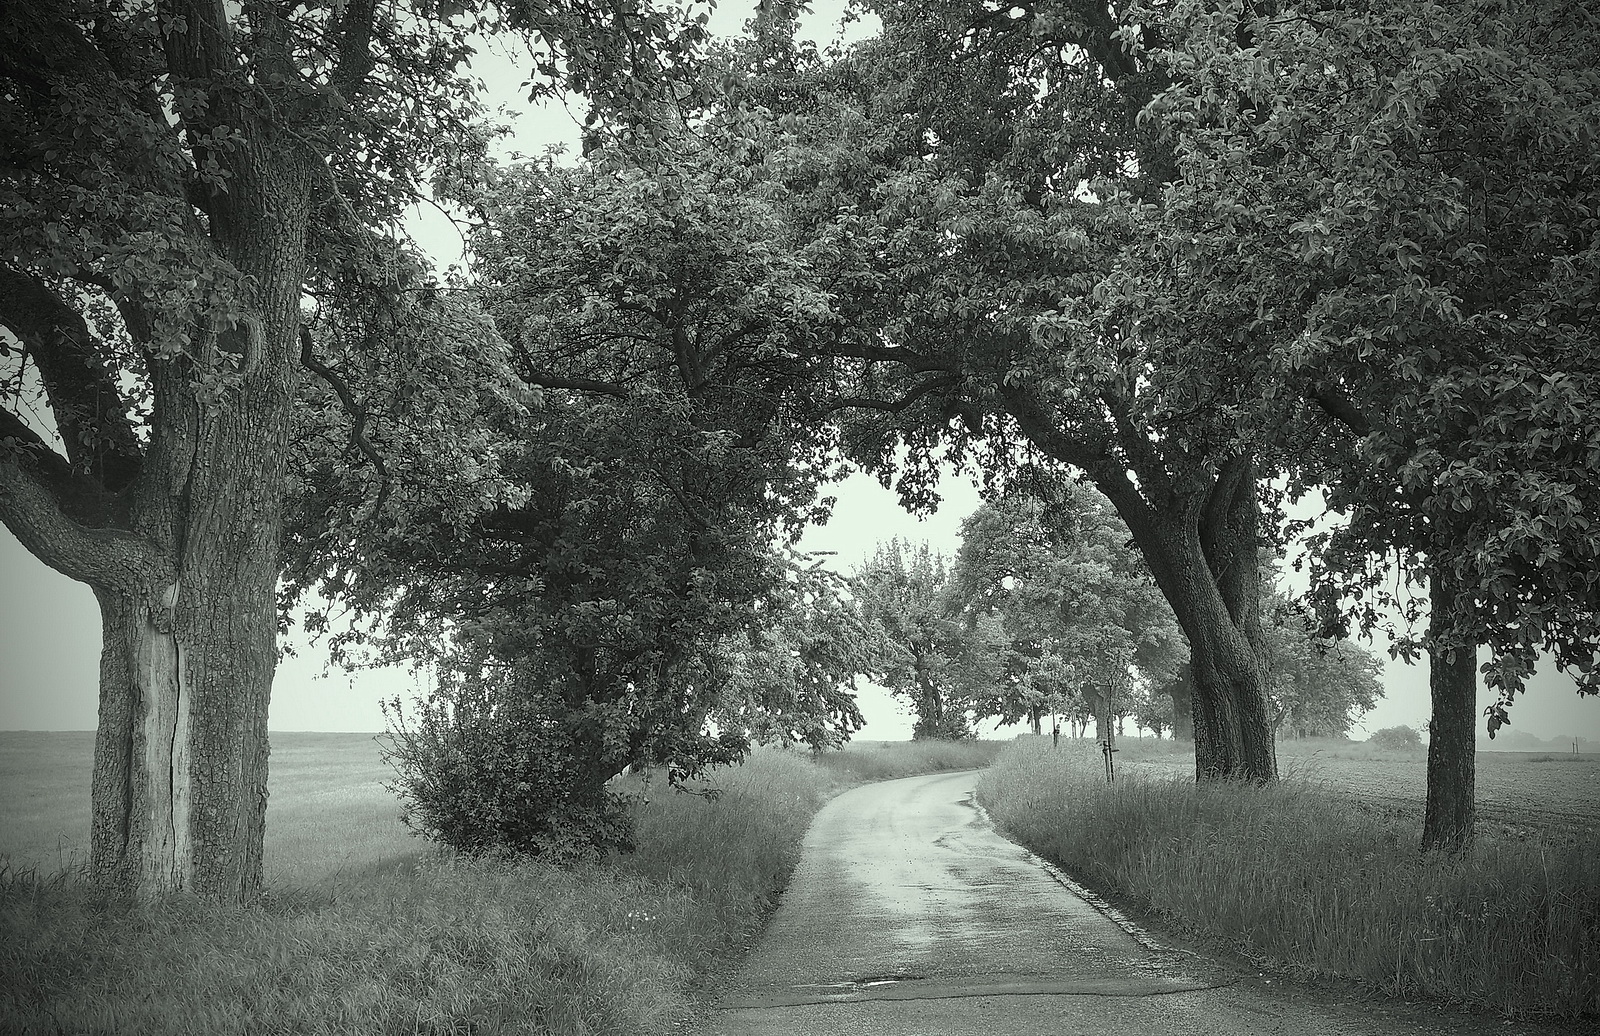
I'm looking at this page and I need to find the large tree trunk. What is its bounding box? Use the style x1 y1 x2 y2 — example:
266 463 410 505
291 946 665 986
85 146 306 899
1422 568 1477 852
1109 458 1277 782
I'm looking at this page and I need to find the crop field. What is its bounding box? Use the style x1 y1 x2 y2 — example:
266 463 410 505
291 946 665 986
0 732 1005 881
1121 738 1600 841
0 730 412 883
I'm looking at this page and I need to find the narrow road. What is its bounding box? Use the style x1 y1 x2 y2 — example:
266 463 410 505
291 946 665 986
710 770 1566 1036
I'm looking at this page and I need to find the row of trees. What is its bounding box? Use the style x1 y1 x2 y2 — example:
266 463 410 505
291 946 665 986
4 0 1594 898
856 483 1383 748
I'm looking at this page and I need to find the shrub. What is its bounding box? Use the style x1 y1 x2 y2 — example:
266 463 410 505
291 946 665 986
1367 725 1423 751
381 681 639 863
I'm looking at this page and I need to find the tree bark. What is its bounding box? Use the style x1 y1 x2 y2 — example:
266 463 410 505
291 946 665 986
1422 567 1477 852
1100 458 1277 782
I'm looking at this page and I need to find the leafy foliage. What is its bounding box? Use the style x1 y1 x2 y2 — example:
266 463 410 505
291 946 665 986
714 550 886 754
381 665 640 862
943 483 1185 740
1262 589 1384 740
1133 0 1600 723
852 539 971 739
286 62 902 852
1368 726 1424 753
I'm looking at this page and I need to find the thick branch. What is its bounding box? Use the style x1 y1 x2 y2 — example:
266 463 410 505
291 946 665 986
823 373 954 416
331 0 378 99
299 326 390 516
998 381 1114 475
1306 381 1380 438
0 266 143 493
0 409 128 528
517 367 631 399
0 433 172 596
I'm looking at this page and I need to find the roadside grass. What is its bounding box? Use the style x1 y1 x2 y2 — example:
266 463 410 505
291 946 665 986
808 738 1006 784
0 737 982 1036
977 737 1600 1020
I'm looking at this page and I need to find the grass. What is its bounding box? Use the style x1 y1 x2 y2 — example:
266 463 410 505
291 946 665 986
0 734 993 1036
977 736 1600 1020
807 738 1006 784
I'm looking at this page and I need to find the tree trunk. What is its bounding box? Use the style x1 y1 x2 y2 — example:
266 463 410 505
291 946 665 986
1106 458 1276 782
87 145 308 899
1029 703 1041 735
1422 568 1476 852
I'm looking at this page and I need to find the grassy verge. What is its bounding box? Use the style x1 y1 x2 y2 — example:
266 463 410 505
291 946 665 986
1 738 993 1036
808 738 1005 784
976 737 1599 1020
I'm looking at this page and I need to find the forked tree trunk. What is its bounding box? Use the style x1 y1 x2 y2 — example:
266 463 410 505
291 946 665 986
1109 458 1277 783
1422 568 1477 852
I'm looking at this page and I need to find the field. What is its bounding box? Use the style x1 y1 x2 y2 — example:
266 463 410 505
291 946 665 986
0 731 1003 1036
1116 737 1600 840
0 731 413 883
0 733 1007 880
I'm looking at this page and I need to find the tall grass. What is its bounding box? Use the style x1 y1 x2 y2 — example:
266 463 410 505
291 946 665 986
0 740 984 1036
977 737 1600 1020
808 738 1005 784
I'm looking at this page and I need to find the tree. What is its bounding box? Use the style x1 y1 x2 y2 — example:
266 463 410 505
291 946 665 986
1369 726 1424 753
714 549 886 754
853 539 972 739
1129 0 1600 847
748 0 1292 781
0 0 706 898
944 482 1185 747
283 95 879 852
1262 591 1383 740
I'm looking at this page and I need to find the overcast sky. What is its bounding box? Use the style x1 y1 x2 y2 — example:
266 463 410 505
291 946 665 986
3 2 1596 744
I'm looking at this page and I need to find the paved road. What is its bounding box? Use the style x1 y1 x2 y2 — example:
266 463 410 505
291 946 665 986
709 771 1572 1036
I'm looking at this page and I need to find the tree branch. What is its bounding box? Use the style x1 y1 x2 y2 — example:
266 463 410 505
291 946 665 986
0 421 172 596
331 0 378 100
0 266 143 494
517 367 631 399
823 373 954 415
998 381 1114 475
299 325 390 517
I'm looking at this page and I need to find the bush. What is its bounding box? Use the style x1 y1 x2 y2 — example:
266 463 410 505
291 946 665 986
1367 725 1423 751
381 683 639 863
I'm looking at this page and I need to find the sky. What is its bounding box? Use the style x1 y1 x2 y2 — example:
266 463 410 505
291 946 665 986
3 2 1598 746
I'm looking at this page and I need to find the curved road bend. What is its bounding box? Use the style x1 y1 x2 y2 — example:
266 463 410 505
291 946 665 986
709 770 1571 1036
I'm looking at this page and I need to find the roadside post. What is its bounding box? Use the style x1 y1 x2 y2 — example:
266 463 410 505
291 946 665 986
1099 737 1117 783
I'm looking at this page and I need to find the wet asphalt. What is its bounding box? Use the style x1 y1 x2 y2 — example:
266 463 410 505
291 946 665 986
708 770 1580 1036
